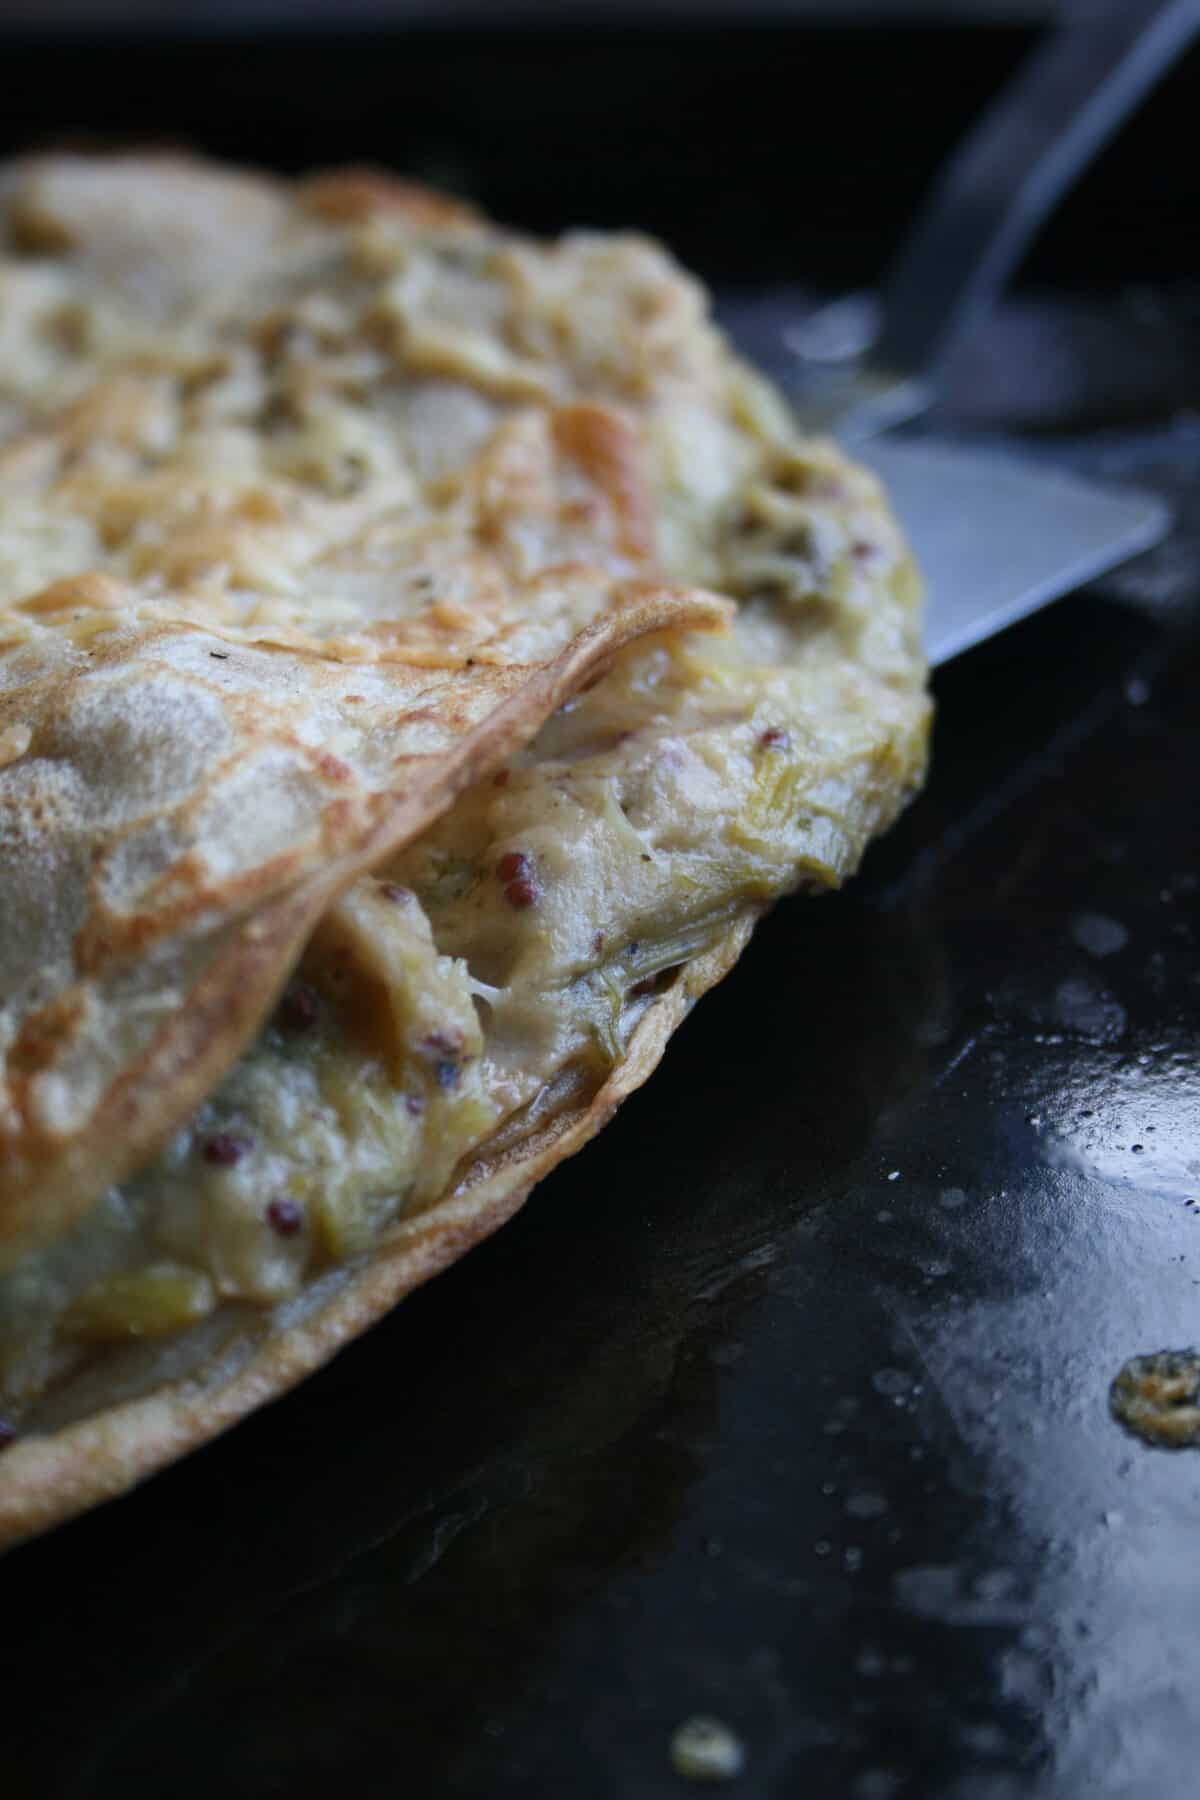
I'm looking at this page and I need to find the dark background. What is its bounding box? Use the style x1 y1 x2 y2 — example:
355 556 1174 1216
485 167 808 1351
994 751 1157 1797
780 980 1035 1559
2 10 1199 1799
0 12 1198 293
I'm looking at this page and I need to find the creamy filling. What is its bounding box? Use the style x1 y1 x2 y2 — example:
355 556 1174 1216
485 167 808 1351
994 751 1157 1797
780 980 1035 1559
0 163 932 1448
0 523 926 1430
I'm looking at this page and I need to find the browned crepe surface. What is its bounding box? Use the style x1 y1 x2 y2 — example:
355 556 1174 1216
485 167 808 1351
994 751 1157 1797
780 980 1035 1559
0 153 930 1548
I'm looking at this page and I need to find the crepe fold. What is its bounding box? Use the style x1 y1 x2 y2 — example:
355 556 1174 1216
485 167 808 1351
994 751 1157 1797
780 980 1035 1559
0 153 930 1548
0 578 727 1268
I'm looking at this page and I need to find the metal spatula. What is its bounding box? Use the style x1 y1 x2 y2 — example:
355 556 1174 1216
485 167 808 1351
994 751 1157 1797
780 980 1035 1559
864 437 1166 665
768 0 1197 666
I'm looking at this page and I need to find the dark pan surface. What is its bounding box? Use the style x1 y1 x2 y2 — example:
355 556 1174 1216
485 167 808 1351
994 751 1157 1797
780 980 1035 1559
2 25 1199 1799
4 410 1198 1800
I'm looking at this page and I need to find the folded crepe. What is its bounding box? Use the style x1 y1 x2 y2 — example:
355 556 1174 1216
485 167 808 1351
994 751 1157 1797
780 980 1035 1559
0 154 930 1548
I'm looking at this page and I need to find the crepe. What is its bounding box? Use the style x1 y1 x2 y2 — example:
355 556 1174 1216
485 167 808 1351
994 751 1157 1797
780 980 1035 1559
0 154 930 1548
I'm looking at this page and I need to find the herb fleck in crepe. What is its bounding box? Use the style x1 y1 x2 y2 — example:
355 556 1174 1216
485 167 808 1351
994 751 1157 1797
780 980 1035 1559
0 154 930 1548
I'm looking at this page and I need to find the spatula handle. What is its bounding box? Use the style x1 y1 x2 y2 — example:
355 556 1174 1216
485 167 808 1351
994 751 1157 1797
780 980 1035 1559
874 0 1200 393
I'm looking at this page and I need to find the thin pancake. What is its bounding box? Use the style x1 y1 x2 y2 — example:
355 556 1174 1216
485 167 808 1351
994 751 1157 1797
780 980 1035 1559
0 153 930 1548
0 913 757 1545
0 582 728 1269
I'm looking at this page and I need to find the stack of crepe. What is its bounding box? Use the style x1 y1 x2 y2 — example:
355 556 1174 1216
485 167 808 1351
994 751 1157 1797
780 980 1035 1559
0 156 929 1547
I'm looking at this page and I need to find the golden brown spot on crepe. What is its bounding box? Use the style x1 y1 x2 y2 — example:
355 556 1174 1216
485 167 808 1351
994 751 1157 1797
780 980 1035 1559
552 402 656 563
18 572 128 615
0 723 31 768
300 167 479 229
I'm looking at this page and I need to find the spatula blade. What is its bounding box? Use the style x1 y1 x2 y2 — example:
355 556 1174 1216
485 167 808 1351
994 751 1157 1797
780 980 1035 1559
860 439 1170 668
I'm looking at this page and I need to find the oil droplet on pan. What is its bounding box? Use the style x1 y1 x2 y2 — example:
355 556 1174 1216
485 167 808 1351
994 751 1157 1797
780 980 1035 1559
669 1716 746 1782
1110 1349 1200 1447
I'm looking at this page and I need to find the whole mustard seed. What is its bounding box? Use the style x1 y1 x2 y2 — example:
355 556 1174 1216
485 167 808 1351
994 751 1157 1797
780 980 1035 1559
504 875 542 909
495 850 529 882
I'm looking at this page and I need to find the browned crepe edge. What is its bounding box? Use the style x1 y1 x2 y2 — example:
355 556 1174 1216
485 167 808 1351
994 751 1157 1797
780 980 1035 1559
1 585 729 1268
0 909 758 1551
